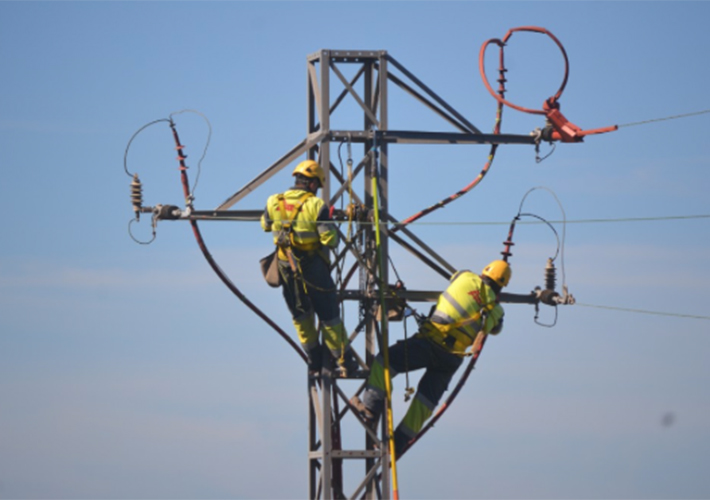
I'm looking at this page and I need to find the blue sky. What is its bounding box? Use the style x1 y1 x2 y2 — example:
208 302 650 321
1 1 709 499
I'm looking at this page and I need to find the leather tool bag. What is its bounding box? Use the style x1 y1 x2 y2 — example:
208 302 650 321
259 249 281 288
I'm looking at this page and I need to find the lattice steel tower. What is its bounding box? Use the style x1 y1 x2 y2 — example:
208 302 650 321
209 49 539 499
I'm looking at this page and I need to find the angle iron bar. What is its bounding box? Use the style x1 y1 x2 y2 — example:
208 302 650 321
379 54 388 130
308 61 322 127
339 288 537 305
333 226 376 280
385 231 451 279
335 383 380 442
381 130 536 145
329 50 386 62
350 456 385 500
373 62 381 117
331 451 383 459
188 209 262 221
319 50 331 140
386 214 457 275
330 60 380 128
327 130 536 145
333 233 373 282
385 70 472 134
386 54 482 134
328 150 370 206
307 50 384 63
340 260 360 294
320 144 333 203
333 238 355 271
216 132 326 210
310 383 325 442
328 64 368 126
320 370 333 498
346 311 369 346
332 391 345 499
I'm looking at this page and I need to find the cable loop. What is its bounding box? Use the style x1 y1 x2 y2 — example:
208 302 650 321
480 26 569 116
127 218 156 245
123 118 171 178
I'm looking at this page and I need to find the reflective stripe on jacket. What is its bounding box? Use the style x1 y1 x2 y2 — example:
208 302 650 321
261 189 338 257
423 270 504 354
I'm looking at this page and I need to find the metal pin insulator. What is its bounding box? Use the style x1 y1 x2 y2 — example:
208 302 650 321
131 173 143 220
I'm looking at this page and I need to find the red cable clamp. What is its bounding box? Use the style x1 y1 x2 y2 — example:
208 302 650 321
542 97 617 143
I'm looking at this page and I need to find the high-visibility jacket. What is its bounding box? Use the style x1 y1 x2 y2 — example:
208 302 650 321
422 270 504 354
261 188 338 260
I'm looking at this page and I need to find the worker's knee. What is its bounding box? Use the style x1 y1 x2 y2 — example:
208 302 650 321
293 311 317 345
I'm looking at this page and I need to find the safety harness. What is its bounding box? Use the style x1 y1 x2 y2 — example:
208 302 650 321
274 191 315 269
273 191 338 295
421 302 496 356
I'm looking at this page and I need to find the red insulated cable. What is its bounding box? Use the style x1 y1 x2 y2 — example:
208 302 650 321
397 335 488 460
480 26 570 116
391 41 507 234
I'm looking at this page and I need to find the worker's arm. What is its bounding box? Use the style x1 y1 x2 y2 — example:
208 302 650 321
260 195 275 232
483 303 505 335
316 203 339 248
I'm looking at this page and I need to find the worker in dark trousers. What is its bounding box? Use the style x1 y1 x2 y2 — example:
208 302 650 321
351 260 511 456
261 159 358 376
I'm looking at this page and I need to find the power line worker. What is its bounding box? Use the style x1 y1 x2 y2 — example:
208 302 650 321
261 159 358 376
351 260 511 456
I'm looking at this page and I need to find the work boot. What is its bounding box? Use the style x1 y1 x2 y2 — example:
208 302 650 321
350 395 377 430
393 429 411 458
335 348 360 378
305 345 323 375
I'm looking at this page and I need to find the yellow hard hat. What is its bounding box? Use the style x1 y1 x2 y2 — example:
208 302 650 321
482 260 512 288
293 159 326 187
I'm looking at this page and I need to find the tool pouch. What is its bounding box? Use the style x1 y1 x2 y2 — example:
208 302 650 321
259 249 282 288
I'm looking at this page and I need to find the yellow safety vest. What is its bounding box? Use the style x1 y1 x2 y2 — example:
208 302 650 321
422 270 504 354
261 189 338 260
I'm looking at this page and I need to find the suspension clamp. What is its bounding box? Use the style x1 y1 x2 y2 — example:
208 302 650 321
153 204 182 220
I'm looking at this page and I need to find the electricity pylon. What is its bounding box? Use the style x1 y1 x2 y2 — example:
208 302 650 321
207 50 539 499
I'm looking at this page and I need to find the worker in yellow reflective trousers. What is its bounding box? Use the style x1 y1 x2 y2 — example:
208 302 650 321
261 159 358 376
352 260 511 455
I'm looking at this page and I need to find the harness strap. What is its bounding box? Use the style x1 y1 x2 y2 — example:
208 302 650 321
275 191 336 294
422 302 496 355
276 192 316 262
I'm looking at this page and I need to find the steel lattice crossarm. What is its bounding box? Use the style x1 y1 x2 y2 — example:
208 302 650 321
214 49 536 213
